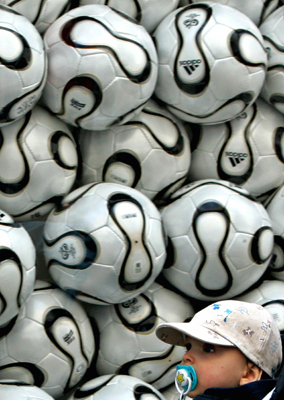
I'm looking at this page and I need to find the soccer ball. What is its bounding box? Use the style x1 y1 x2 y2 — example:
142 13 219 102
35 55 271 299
0 280 95 399
153 2 267 125
265 183 284 280
184 0 280 26
237 279 284 332
0 0 72 33
43 182 167 305
161 179 274 301
0 105 78 221
0 210 36 328
0 383 55 400
77 99 191 203
85 282 195 390
260 6 284 115
67 374 166 400
187 98 284 200
42 5 158 131
78 0 180 33
0 5 46 126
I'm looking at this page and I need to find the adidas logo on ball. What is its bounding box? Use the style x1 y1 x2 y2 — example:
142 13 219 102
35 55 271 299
70 98 86 110
179 59 202 75
225 151 248 167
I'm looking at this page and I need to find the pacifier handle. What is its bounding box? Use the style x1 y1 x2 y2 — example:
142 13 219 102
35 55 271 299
175 365 197 400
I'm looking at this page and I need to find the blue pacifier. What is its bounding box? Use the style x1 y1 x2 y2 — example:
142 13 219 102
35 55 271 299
175 364 198 400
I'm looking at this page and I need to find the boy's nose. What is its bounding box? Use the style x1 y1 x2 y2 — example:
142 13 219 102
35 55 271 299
182 350 195 365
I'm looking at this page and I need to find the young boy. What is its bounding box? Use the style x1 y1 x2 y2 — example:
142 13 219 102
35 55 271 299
155 300 283 400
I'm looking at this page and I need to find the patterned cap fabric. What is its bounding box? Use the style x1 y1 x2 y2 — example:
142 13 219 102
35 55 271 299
155 300 282 377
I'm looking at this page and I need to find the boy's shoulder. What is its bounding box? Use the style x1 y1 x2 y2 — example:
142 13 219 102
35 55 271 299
192 379 276 400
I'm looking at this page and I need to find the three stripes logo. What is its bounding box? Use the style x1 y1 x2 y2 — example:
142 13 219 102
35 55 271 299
226 151 248 167
179 59 202 75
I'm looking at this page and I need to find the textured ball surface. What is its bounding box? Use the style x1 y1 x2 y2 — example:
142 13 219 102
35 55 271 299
68 374 166 400
78 99 191 203
0 105 78 221
86 282 195 389
0 383 55 400
187 98 284 200
153 2 267 124
43 182 167 305
0 0 72 33
0 210 36 328
78 0 180 32
260 6 284 115
0 280 95 399
0 5 46 126
161 180 274 301
42 4 158 130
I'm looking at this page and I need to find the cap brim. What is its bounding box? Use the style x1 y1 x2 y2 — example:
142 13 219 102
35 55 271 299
155 322 235 347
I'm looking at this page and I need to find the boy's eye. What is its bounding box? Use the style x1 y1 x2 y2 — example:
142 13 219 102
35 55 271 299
185 343 192 352
203 343 215 353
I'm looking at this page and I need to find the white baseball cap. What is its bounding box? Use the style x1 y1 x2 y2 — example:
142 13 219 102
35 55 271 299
155 300 282 377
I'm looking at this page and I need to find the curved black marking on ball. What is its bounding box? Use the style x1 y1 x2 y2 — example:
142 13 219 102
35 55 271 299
263 35 284 72
118 346 178 385
109 99 149 128
7 0 70 26
64 288 111 305
0 27 31 70
44 230 98 270
61 17 152 84
251 226 273 265
13 194 63 220
0 71 46 125
0 4 21 15
163 237 175 269
0 315 17 338
194 201 233 297
125 115 184 156
0 112 30 194
174 4 211 95
270 94 284 109
0 362 45 387
44 307 89 393
107 1 142 24
73 375 116 399
55 183 99 214
230 29 267 69
60 76 102 127
153 177 188 207
217 104 256 184
50 130 78 170
0 249 23 315
274 127 284 163
103 151 141 187
168 91 254 122
115 294 157 332
108 193 153 291
134 385 164 400
269 235 284 272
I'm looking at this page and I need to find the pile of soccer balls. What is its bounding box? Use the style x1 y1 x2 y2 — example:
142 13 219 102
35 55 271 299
1 1 284 399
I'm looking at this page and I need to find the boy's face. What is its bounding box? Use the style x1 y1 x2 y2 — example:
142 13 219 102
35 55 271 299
181 336 250 397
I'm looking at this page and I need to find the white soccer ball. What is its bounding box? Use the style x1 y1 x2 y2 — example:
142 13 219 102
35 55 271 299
161 179 274 301
0 280 95 399
187 98 284 200
237 279 284 332
0 5 47 126
0 0 72 33
43 182 167 305
86 282 195 390
182 0 279 26
0 210 36 328
0 105 78 221
153 2 267 125
0 383 55 400
78 99 191 203
78 0 179 33
67 374 166 400
260 6 284 115
265 183 284 280
42 5 158 131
